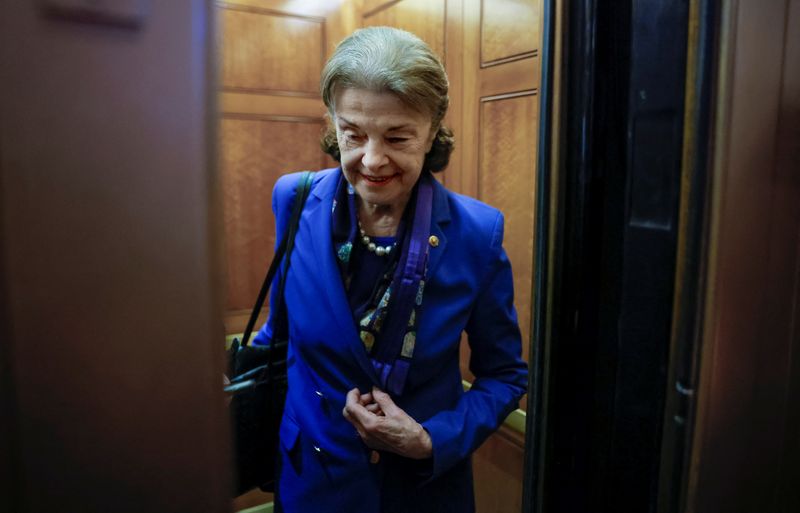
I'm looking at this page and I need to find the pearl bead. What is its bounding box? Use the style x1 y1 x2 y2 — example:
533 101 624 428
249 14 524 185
357 220 396 256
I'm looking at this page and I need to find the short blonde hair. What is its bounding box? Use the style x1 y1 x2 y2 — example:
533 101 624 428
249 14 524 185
319 26 455 172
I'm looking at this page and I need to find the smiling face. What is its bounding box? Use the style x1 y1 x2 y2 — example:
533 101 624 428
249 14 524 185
333 88 434 213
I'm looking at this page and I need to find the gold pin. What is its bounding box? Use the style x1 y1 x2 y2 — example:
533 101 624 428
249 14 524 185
429 235 440 247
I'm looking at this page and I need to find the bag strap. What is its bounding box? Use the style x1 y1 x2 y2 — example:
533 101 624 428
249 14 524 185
240 171 314 347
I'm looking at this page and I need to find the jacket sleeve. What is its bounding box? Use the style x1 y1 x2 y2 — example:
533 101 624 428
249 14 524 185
251 172 305 347
420 211 529 479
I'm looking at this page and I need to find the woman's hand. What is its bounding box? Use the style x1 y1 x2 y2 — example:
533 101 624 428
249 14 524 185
343 387 433 460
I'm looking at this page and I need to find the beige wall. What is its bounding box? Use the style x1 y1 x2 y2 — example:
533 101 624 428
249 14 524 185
0 1 230 512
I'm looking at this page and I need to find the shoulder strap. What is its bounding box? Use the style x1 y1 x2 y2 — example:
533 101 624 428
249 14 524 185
241 171 314 346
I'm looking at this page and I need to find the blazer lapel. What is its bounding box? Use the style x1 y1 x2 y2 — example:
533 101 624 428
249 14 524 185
424 176 451 280
306 169 380 383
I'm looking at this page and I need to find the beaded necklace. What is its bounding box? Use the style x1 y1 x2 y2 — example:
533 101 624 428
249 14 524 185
357 221 397 256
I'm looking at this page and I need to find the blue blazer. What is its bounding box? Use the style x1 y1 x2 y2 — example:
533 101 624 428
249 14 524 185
254 168 528 513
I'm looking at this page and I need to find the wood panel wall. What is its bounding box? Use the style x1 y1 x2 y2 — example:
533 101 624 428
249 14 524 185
478 94 538 370
460 0 540 383
218 0 342 333
460 2 541 511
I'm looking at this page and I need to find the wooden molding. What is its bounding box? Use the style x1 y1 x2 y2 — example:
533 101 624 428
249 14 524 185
217 1 326 23
480 89 539 103
362 0 405 18
221 113 325 124
221 87 321 99
220 91 327 119
479 56 540 98
482 50 539 69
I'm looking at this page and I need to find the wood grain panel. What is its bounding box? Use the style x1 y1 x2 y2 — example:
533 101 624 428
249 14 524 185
361 0 394 12
473 426 525 513
479 55 540 98
233 488 273 512
480 0 539 65
220 117 329 318
363 0 447 59
478 94 538 370
220 0 358 60
222 0 343 17
440 0 464 193
221 4 325 95
460 0 482 198
221 92 328 118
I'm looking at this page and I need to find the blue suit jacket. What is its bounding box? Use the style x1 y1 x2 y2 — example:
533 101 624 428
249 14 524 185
253 168 528 513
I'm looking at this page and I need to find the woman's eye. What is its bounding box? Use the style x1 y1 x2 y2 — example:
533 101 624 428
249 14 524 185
387 137 409 144
343 133 364 144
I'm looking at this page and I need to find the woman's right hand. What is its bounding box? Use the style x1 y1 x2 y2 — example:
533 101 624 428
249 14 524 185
343 387 433 460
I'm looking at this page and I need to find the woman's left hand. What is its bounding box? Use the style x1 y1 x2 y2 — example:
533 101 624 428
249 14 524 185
343 387 433 460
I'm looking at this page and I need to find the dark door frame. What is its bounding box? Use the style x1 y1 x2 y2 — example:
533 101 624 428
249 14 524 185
522 1 715 511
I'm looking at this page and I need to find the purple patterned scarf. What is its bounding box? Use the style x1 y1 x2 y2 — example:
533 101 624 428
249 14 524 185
332 170 434 395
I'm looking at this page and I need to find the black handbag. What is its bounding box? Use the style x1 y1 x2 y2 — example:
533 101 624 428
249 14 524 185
225 171 314 496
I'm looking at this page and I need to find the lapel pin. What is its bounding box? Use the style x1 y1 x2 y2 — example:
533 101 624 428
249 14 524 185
428 235 440 247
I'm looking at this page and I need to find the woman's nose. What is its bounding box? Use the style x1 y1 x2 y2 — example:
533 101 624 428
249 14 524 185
362 140 388 170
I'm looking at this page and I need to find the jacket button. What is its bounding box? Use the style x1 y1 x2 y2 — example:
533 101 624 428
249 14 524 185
428 235 439 247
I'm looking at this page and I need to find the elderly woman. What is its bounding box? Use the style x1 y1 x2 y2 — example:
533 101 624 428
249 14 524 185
253 26 528 513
